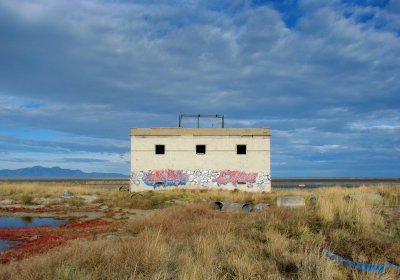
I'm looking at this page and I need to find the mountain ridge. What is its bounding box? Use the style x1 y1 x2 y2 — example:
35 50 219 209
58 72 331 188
0 166 129 178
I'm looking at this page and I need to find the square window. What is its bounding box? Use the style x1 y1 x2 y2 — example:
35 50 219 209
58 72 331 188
196 145 206 155
155 145 165 154
237 145 246 154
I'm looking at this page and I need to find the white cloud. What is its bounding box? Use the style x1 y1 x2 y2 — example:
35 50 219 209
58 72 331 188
311 144 346 153
0 0 399 176
349 121 400 132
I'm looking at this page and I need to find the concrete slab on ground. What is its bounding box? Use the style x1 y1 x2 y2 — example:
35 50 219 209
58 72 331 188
349 193 383 202
277 196 305 207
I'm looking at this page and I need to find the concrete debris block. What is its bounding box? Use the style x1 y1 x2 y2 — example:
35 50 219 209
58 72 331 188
63 189 74 199
220 202 246 212
212 201 269 212
21 235 40 241
253 203 269 211
309 194 318 202
349 194 383 202
277 196 305 207
241 203 254 212
211 201 243 212
99 205 109 211
368 194 383 201
80 195 99 203
211 201 223 210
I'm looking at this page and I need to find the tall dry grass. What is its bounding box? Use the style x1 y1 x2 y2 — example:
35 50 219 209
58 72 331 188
1 200 397 279
315 187 385 234
0 205 337 279
0 184 399 279
0 181 116 205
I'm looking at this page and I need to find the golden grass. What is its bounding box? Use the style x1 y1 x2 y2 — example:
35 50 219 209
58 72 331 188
0 181 116 205
316 188 385 234
0 184 399 279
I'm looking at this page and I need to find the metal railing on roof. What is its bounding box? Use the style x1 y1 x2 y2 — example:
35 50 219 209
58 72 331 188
178 114 224 128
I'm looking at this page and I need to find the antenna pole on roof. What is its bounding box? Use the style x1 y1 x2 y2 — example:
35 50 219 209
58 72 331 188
178 114 225 128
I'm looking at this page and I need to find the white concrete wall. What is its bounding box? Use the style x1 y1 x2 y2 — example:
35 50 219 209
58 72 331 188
130 129 271 192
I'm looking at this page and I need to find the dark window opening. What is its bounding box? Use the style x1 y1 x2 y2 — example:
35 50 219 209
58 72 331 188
196 145 206 154
237 145 246 154
155 145 165 154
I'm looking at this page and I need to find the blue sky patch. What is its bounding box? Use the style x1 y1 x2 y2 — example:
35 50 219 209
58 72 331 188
341 0 389 8
21 103 42 109
253 0 301 28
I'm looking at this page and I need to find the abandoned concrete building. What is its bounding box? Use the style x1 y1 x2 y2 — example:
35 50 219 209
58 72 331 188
130 127 271 192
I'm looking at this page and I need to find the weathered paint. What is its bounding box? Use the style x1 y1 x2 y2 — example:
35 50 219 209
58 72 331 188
213 170 257 186
143 169 189 187
130 169 271 191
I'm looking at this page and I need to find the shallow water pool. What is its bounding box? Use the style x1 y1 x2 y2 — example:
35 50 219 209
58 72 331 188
0 216 67 252
0 216 66 228
0 239 17 251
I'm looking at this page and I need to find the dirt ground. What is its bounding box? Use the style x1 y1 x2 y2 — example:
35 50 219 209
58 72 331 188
0 193 158 263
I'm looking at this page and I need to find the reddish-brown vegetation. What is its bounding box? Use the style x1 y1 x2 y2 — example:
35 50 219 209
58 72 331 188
0 207 64 213
0 218 114 263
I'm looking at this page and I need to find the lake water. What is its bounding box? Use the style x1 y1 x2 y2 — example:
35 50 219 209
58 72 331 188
0 216 67 252
272 178 400 189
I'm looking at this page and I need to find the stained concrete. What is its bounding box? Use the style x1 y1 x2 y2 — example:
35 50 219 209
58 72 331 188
277 196 305 207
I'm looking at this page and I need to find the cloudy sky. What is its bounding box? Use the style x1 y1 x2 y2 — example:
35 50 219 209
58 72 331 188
0 0 399 177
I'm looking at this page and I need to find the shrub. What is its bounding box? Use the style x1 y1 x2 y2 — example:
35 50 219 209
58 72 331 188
66 198 85 207
20 194 33 205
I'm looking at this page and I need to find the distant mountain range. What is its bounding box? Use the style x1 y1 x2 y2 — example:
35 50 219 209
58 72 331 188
0 166 128 179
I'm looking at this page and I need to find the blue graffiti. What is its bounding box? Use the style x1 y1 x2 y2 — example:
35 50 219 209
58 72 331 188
142 169 188 188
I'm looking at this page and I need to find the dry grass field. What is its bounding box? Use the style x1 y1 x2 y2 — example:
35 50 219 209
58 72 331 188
0 181 399 279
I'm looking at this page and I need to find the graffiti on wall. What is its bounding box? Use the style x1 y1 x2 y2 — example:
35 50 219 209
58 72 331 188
143 169 188 187
130 169 271 190
213 170 257 186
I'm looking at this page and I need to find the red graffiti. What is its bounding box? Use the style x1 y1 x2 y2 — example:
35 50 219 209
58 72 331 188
213 170 257 186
